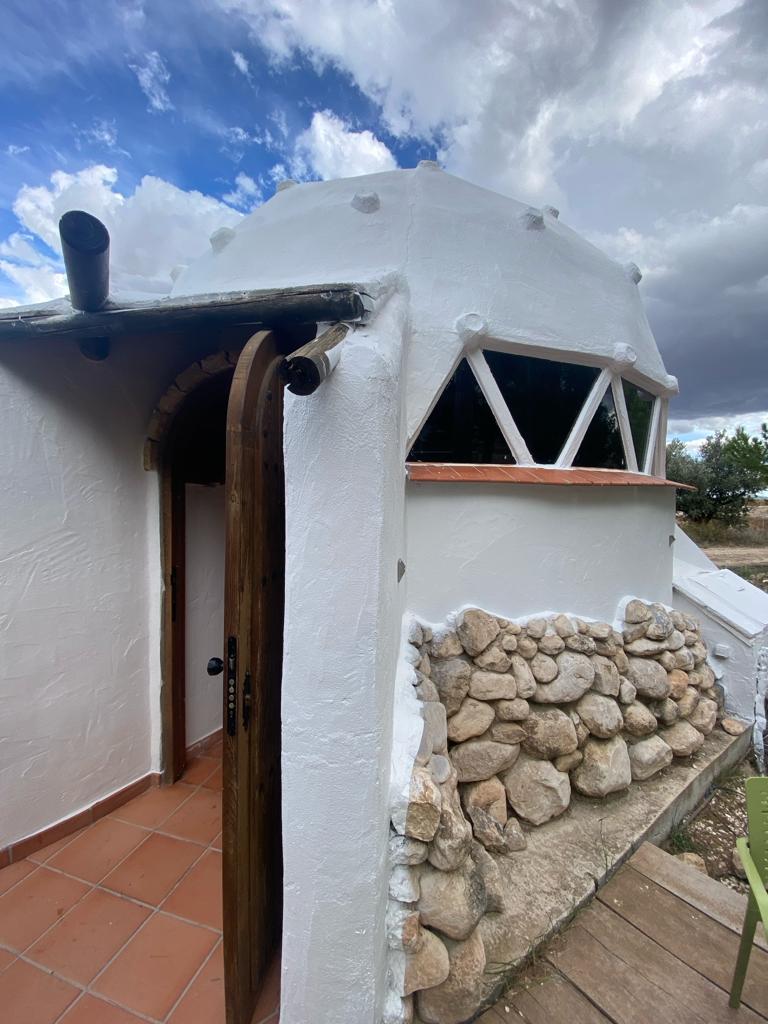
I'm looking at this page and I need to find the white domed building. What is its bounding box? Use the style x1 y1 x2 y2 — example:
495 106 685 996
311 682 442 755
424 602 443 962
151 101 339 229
1 164 765 1024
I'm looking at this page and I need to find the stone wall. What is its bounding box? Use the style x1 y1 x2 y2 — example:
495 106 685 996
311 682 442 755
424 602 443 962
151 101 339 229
384 599 727 1024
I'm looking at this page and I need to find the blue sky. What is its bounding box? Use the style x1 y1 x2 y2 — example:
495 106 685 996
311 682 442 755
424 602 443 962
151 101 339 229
1 0 766 440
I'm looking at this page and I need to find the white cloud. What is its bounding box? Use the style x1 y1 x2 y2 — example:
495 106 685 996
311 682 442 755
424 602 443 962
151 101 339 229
232 50 251 79
2 165 244 302
222 171 262 209
292 110 396 180
129 51 174 113
6 144 30 157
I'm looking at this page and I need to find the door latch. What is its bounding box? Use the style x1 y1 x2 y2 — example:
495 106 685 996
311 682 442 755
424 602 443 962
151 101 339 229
242 671 252 732
226 636 237 736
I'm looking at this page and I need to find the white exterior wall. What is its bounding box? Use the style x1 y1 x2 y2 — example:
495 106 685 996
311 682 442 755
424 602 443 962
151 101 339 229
405 481 675 623
184 483 225 746
280 295 408 1024
0 334 218 847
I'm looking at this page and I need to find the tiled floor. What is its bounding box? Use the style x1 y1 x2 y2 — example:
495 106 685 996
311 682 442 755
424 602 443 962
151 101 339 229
0 738 280 1024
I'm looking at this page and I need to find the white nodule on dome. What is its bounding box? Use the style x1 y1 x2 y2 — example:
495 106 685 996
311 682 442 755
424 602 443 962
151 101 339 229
417 160 440 170
624 262 643 284
521 207 545 230
351 191 381 213
209 227 236 254
276 179 298 192
664 374 680 395
169 264 187 283
455 312 488 340
612 342 637 369
543 205 560 219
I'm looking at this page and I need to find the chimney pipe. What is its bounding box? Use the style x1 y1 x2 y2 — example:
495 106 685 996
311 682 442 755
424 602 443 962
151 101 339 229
59 211 110 312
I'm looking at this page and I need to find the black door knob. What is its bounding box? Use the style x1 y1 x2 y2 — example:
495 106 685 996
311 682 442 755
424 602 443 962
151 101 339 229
207 657 224 676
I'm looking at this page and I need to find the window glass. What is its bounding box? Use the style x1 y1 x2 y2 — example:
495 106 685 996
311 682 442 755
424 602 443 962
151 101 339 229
622 379 655 468
408 358 514 463
484 350 599 463
573 387 626 469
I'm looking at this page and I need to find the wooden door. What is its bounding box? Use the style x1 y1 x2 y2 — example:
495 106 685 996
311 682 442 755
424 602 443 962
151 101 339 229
223 330 284 1024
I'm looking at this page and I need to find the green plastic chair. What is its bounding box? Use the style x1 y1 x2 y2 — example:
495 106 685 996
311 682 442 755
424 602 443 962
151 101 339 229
730 777 768 1008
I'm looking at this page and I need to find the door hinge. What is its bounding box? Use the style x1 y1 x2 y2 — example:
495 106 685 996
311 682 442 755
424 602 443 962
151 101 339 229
226 636 237 736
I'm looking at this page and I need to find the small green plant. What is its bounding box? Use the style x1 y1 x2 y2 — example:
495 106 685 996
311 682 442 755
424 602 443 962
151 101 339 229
667 825 698 854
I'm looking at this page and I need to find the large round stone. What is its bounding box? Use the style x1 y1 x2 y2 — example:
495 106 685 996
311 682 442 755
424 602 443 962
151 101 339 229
572 736 632 797
457 608 500 656
522 708 578 758
401 926 450 996
502 754 571 825
509 655 537 697
419 858 487 940
591 655 620 696
688 697 718 735
460 776 507 825
495 697 530 721
575 693 623 738
417 928 487 1024
660 720 705 757
468 670 516 701
622 701 657 737
447 698 495 743
431 658 472 715
628 656 670 699
428 781 473 872
534 651 595 703
449 739 520 782
628 735 674 781
530 653 558 683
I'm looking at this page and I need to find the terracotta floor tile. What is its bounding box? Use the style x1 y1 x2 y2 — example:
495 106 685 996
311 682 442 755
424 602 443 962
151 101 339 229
182 756 218 785
0 857 36 895
0 867 89 952
210 832 222 852
48 818 148 884
27 829 87 865
93 911 217 1020
161 788 222 846
110 783 196 829
102 832 202 906
59 993 145 1023
0 957 79 1024
168 941 224 1024
0 948 15 973
27 887 150 985
202 764 223 790
163 849 222 930
251 950 281 1024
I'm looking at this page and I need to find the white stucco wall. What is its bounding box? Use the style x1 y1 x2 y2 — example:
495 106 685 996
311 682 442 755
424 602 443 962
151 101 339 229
185 483 225 747
0 333 222 847
280 295 408 1024
405 481 675 624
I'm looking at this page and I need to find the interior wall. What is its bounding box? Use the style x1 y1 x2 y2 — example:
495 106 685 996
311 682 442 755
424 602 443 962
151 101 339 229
0 331 237 848
405 482 675 624
184 483 225 746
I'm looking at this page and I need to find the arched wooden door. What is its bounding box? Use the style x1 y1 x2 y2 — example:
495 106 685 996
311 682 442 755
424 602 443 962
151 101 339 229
223 330 284 1024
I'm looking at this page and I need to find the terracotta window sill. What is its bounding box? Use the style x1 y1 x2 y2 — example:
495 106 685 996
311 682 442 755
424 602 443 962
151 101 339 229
406 463 694 489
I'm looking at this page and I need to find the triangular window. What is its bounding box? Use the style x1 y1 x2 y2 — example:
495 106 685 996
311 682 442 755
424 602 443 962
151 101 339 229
408 359 514 463
484 350 599 464
573 387 626 469
622 379 655 468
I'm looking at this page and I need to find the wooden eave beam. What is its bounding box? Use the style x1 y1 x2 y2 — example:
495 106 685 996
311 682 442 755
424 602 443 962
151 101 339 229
0 284 368 342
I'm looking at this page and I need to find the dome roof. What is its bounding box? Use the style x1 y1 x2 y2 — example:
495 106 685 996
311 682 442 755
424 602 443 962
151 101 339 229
173 164 669 435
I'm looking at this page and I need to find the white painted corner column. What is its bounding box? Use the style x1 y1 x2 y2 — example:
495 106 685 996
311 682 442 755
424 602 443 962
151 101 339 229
280 292 408 1024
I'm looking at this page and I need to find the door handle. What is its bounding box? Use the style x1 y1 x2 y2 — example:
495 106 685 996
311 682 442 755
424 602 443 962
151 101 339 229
207 657 224 676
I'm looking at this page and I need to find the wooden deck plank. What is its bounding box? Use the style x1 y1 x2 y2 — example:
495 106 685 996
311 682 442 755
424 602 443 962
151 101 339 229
506 972 611 1023
546 921 707 1024
598 865 768 1017
629 843 768 952
578 899 765 1023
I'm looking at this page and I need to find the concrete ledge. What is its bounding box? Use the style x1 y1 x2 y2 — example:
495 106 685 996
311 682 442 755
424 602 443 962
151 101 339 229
472 726 752 1014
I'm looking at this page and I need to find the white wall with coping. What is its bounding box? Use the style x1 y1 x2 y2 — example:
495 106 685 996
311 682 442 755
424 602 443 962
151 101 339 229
405 481 675 624
184 483 225 746
280 294 408 1024
0 333 220 847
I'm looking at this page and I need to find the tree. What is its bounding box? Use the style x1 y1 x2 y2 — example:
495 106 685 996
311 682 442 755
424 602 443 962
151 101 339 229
666 430 764 525
722 424 768 491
